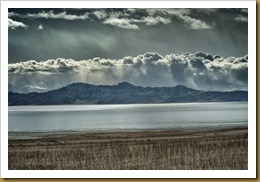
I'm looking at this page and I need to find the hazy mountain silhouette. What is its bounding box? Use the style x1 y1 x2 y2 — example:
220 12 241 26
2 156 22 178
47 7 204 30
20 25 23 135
8 82 248 105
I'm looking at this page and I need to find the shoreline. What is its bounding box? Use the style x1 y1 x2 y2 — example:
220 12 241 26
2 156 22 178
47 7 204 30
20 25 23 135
9 126 248 143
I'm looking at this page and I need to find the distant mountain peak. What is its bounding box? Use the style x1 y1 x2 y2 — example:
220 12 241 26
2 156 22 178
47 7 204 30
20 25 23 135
117 81 134 88
66 82 90 88
174 85 187 88
70 82 91 86
173 85 189 89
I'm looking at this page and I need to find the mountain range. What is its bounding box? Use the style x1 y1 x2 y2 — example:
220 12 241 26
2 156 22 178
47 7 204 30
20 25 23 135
8 82 248 106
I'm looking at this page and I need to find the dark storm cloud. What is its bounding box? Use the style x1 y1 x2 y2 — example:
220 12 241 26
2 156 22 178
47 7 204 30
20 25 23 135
8 8 248 28
8 8 248 93
8 8 248 63
7 8 224 30
9 10 90 20
8 52 248 93
8 9 172 29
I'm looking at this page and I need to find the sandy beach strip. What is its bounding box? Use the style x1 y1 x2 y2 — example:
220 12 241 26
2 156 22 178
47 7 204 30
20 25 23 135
9 127 248 144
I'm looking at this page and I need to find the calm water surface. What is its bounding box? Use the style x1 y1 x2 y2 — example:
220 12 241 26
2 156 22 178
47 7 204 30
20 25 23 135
8 102 248 132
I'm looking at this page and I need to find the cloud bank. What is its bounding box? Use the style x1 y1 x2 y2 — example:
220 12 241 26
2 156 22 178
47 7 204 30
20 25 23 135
8 18 28 29
9 10 89 21
8 52 248 93
234 15 248 22
8 8 215 30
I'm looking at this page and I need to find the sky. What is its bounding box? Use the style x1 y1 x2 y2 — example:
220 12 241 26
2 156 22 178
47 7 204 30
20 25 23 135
8 8 248 93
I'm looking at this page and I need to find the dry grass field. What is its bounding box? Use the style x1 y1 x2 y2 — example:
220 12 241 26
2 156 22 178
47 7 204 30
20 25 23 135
8 128 248 170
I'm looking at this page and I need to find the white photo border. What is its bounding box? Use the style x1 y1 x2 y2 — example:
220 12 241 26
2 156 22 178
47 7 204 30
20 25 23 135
1 0 256 178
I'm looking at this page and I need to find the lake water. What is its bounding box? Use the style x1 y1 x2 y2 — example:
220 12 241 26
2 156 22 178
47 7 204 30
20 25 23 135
8 102 248 132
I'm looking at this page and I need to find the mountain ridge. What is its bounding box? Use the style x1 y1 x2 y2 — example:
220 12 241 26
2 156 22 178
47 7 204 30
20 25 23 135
8 82 248 106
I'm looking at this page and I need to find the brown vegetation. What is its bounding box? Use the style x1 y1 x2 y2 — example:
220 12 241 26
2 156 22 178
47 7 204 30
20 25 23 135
8 128 248 170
